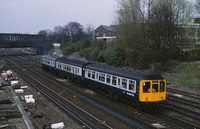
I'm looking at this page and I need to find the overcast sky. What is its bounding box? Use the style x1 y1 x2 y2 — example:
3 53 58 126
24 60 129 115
0 0 118 34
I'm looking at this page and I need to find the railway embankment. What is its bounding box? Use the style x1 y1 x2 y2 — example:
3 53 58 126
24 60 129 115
163 61 200 93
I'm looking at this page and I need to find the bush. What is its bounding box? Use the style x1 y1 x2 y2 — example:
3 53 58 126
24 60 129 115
185 48 200 61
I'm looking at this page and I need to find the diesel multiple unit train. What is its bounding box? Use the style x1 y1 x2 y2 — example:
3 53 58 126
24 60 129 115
41 55 166 106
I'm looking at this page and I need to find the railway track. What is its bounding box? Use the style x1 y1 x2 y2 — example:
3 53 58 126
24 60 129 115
8 57 156 128
7 56 182 129
10 60 113 129
2 54 200 129
167 87 200 100
8 56 198 128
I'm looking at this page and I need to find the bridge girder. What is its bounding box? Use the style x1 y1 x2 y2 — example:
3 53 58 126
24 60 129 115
0 33 45 54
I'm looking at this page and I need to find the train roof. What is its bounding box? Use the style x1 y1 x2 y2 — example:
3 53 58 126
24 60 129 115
41 55 58 60
85 63 164 80
56 57 89 67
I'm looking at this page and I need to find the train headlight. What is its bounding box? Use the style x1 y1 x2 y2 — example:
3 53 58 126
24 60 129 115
161 96 163 100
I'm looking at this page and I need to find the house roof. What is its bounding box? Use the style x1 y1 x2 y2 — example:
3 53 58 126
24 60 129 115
100 25 115 32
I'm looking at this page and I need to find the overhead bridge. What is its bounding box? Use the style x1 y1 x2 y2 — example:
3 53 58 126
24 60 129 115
0 33 45 54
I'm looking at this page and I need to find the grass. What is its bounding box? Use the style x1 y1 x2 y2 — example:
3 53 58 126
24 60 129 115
162 62 200 88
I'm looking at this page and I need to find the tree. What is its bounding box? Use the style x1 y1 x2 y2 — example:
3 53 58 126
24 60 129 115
85 24 94 40
115 0 145 67
145 0 194 65
37 30 47 39
65 22 85 42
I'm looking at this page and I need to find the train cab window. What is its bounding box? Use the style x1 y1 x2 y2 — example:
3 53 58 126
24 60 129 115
152 84 158 93
92 71 95 79
160 81 165 92
112 76 117 86
122 78 127 89
106 75 111 84
143 82 150 93
129 80 135 91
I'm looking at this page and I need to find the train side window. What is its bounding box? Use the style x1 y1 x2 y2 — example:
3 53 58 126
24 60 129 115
96 73 99 80
129 80 135 91
99 73 105 82
112 76 117 86
118 78 121 86
143 82 150 93
160 81 165 92
88 70 91 78
85 69 88 77
68 66 71 72
92 71 95 79
106 75 111 84
122 78 127 89
77 68 80 74
152 84 158 93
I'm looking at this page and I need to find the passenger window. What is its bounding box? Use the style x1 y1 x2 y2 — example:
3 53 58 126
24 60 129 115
122 78 127 89
160 81 165 92
92 71 95 79
88 70 91 78
68 66 71 72
112 76 117 86
106 75 111 84
85 70 88 77
152 84 158 93
118 78 121 86
129 80 135 91
96 73 98 80
77 68 79 74
143 82 150 93
99 73 105 82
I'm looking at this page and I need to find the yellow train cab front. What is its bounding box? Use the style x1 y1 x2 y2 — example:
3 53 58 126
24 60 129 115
139 80 166 102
